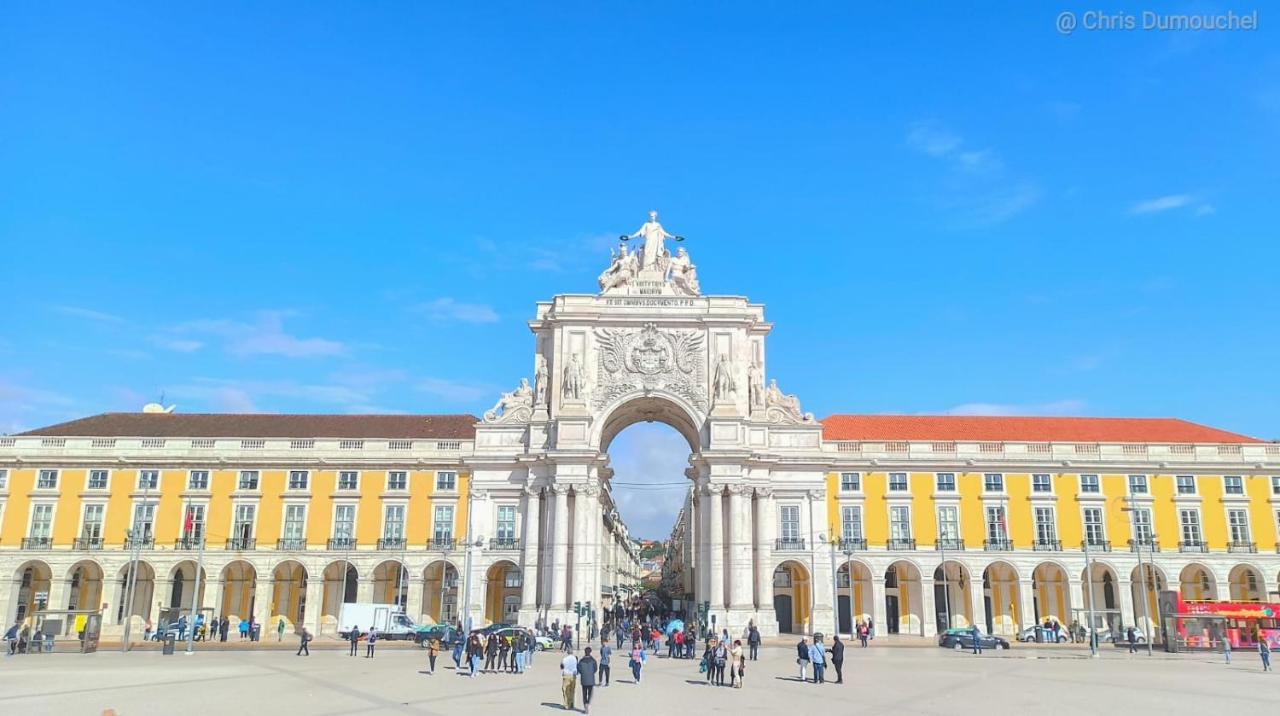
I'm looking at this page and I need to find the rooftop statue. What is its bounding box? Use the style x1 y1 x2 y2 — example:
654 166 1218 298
599 210 699 296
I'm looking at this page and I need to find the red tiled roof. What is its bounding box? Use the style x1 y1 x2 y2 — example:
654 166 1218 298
18 413 478 439
820 415 1264 444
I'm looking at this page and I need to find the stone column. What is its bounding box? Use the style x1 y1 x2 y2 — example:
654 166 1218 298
726 485 752 614
754 488 775 614
304 576 325 634
550 485 570 611
1118 579 1135 630
1020 579 1038 632
519 487 541 617
569 486 592 609
920 577 937 637
870 573 887 637
254 575 274 623
589 494 602 612
706 485 725 610
1068 577 1085 626
356 576 375 604
405 574 424 622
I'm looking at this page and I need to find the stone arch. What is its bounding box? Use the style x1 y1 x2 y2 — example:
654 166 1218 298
114 560 156 626
271 560 308 625
884 560 924 636
64 559 106 615
595 393 704 455
772 560 812 634
372 560 409 608
219 560 257 621
1179 563 1218 601
321 561 359 631
1130 563 1167 639
1228 563 1265 602
7 560 53 627
932 559 974 631
484 559 522 625
166 560 208 613
835 558 873 634
981 560 1021 636
423 559 460 625
1033 561 1072 626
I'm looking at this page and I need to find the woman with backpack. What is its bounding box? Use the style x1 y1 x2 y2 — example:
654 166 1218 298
713 639 729 685
628 640 647 684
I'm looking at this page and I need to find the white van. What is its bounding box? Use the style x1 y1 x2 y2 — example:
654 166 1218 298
337 603 418 640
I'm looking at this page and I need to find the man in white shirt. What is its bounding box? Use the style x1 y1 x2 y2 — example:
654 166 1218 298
560 652 579 711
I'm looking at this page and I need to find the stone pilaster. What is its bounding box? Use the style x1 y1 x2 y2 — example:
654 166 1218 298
519 487 541 616
550 485 570 611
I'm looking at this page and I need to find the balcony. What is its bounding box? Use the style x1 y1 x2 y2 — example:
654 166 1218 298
124 535 155 550
327 537 356 551
1179 540 1208 553
887 538 916 551
983 539 1012 551
226 537 256 551
1228 541 1257 554
73 536 104 550
21 537 53 550
1128 538 1160 553
1081 539 1112 552
838 538 867 552
775 538 807 551
277 538 308 551
935 538 964 551
174 537 205 550
378 537 407 550
429 537 456 551
490 538 521 550
1033 539 1063 552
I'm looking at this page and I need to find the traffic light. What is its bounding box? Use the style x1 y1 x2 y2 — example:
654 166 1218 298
574 601 582 615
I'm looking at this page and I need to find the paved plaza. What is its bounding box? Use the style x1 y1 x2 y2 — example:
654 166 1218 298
1 642 1276 715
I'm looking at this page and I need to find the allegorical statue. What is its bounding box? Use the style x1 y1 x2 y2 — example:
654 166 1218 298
747 361 764 411
562 353 584 401
712 353 736 401
668 246 700 295
484 378 534 422
627 210 681 270
598 242 638 292
765 378 814 423
533 355 549 406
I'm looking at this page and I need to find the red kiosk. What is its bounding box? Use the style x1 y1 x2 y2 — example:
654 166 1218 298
1168 593 1280 651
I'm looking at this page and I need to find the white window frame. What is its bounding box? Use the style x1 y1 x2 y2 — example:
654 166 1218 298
983 473 1004 493
985 505 1008 542
1227 508 1251 544
386 471 408 491
332 503 357 542
36 469 59 490
935 472 956 492
1177 508 1202 545
1031 473 1052 494
1130 507 1153 543
187 470 210 491
182 503 207 542
238 470 260 491
433 505 455 541
435 471 457 491
888 472 908 492
936 505 959 542
1223 475 1244 496
839 472 861 492
779 505 802 541
232 502 257 540
282 503 307 540
137 469 160 491
1082 506 1106 545
338 471 360 491
382 504 406 540
0 468 8 490
86 469 110 490
287 470 309 491
1034 506 1058 544
1175 475 1196 495
1127 474 1149 496
79 502 106 540
841 505 863 541
496 505 517 541
130 501 157 541
889 505 912 540
1079 474 1100 494
28 502 56 540
1271 476 1280 495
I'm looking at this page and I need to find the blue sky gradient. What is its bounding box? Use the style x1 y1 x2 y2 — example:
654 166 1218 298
2 4 1276 536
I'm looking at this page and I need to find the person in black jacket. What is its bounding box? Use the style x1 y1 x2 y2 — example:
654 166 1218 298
747 623 761 660
577 647 598 714
796 638 810 681
348 625 360 656
830 635 845 684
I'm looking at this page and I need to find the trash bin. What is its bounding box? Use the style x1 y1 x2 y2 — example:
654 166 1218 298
43 637 55 653
252 625 262 642
1034 627 1046 643
163 634 176 655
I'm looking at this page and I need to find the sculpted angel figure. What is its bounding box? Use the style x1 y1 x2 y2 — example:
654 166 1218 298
484 378 534 422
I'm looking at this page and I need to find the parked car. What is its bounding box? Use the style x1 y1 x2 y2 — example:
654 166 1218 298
1096 627 1147 644
414 624 462 647
1015 625 1070 643
938 627 1010 650
469 622 513 637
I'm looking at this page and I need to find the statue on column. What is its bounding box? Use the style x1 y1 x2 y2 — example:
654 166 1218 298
627 210 681 270
712 353 736 402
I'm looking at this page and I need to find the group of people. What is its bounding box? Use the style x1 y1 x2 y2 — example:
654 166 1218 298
795 634 846 684
699 634 746 688
451 630 538 677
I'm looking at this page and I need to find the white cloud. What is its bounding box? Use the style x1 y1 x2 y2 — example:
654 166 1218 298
906 122 963 157
152 337 204 353
418 378 492 404
167 378 371 412
416 298 499 325
907 120 1039 225
174 311 345 358
1129 194 1193 215
943 399 1087 417
51 305 124 323
0 380 76 434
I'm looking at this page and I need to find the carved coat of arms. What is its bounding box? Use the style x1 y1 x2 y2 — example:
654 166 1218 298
593 323 706 410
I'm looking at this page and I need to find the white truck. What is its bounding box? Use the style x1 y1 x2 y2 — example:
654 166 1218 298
337 603 418 640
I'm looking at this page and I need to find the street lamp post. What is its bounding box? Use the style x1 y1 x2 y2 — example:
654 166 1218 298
1121 497 1155 656
825 532 839 636
939 538 951 632
842 545 855 637
121 478 152 653
437 545 453 625
184 502 206 654
1083 537 1098 657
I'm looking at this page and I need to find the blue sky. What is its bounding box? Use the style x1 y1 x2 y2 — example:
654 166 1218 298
2 4 1277 537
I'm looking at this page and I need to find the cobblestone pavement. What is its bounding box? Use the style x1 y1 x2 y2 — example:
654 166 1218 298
1 641 1276 715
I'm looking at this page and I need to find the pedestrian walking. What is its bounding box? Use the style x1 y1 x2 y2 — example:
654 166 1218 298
713 639 728 685
485 634 498 671
1126 626 1137 654
238 618 250 641
857 621 869 648
468 635 483 678
598 639 612 686
1223 632 1232 664
348 625 360 656
428 637 441 674
971 625 982 655
796 638 809 681
809 637 826 684
831 634 845 683
452 638 463 670
561 650 579 711
628 641 646 684
1259 639 1272 671
747 623 760 661
578 646 598 714
365 627 377 658
219 616 229 642
730 640 744 688
296 626 311 656
277 617 286 642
